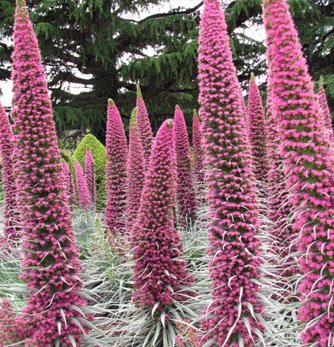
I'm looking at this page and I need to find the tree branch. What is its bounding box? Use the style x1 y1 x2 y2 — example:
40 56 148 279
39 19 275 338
128 2 203 25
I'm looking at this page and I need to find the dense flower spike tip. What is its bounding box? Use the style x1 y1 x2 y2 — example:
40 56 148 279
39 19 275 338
264 0 334 344
74 160 91 210
198 0 263 345
192 109 205 184
136 84 153 167
85 148 96 208
125 107 145 233
10 1 87 345
173 105 197 224
0 101 17 239
132 119 192 310
105 98 128 236
247 73 269 182
318 76 333 141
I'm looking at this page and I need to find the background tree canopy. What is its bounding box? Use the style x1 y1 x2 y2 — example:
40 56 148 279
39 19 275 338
0 0 333 143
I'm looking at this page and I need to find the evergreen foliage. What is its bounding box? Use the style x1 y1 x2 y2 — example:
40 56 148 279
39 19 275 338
72 133 107 208
0 0 268 138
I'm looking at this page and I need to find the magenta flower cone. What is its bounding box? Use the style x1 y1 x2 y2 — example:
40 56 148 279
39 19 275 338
247 73 269 182
85 148 96 208
136 85 153 167
192 110 205 184
173 105 197 224
8 0 88 345
318 77 333 141
105 99 128 236
264 0 334 344
0 102 17 239
74 160 91 210
125 107 145 233
131 119 192 311
198 0 263 344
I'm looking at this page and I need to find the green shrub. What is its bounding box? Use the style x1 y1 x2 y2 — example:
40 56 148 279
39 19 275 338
72 134 107 209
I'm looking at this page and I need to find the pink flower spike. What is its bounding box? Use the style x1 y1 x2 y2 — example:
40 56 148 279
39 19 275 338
136 85 153 168
264 0 334 344
84 148 96 208
247 73 269 183
173 105 197 225
9 0 88 344
198 0 263 344
318 76 333 142
105 98 128 237
74 160 91 210
192 110 205 185
0 101 18 240
125 107 145 233
131 119 192 311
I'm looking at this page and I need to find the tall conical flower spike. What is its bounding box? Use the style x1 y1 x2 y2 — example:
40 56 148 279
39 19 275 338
198 0 263 345
125 107 145 233
74 160 90 210
247 73 269 182
318 76 333 141
266 84 297 282
192 110 205 184
9 0 88 344
0 102 17 240
136 85 153 167
264 0 334 344
105 98 128 236
237 79 248 129
132 119 192 310
84 148 96 208
61 161 72 202
173 105 197 224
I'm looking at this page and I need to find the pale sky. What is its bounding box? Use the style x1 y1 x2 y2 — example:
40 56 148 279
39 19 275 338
0 0 265 107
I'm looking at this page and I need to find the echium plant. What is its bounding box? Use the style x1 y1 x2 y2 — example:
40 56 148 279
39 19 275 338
198 0 264 345
173 105 197 224
105 99 128 236
125 107 145 233
0 101 17 239
61 161 76 206
247 73 269 183
8 0 89 345
318 76 333 141
136 85 153 168
264 0 334 344
131 119 192 311
266 87 297 278
85 148 96 208
192 110 204 184
74 160 91 210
